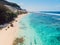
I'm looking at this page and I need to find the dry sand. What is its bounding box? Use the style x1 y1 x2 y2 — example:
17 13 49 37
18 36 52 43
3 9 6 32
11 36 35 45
0 13 28 45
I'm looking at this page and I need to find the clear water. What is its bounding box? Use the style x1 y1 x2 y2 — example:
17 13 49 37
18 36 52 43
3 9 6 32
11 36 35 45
18 12 60 45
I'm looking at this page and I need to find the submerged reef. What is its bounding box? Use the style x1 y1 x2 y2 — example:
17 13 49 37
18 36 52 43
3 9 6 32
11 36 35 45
13 37 24 45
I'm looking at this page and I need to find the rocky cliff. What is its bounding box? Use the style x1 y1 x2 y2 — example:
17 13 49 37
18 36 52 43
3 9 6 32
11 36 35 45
0 0 22 10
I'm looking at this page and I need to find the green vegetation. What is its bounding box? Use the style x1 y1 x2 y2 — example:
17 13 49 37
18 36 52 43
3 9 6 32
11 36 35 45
17 10 28 14
0 4 17 25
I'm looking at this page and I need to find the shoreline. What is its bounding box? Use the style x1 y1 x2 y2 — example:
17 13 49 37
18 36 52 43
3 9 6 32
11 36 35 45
0 13 29 45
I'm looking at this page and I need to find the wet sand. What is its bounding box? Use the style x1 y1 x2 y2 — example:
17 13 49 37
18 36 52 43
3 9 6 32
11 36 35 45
0 13 28 45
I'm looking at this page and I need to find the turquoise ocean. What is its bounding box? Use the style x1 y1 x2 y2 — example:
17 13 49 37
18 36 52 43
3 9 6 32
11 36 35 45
18 11 60 45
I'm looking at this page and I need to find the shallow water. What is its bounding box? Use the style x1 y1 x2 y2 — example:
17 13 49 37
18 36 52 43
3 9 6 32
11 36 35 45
18 12 60 45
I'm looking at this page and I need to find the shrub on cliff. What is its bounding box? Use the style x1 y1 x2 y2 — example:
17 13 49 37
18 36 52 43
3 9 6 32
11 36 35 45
0 4 17 25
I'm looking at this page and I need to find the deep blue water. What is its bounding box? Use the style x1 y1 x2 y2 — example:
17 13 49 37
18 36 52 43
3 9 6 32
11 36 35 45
41 11 60 14
18 12 60 45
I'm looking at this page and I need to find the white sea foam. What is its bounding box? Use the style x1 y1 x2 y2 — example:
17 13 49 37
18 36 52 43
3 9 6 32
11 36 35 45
18 12 60 45
44 13 60 16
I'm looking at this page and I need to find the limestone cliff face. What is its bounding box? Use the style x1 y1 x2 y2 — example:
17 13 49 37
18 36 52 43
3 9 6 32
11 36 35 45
0 0 22 12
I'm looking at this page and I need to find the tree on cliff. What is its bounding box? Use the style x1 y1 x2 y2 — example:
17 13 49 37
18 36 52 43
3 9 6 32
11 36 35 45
0 0 22 10
0 4 17 25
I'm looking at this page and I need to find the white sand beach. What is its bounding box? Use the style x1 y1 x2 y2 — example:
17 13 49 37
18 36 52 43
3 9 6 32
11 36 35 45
0 13 28 45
